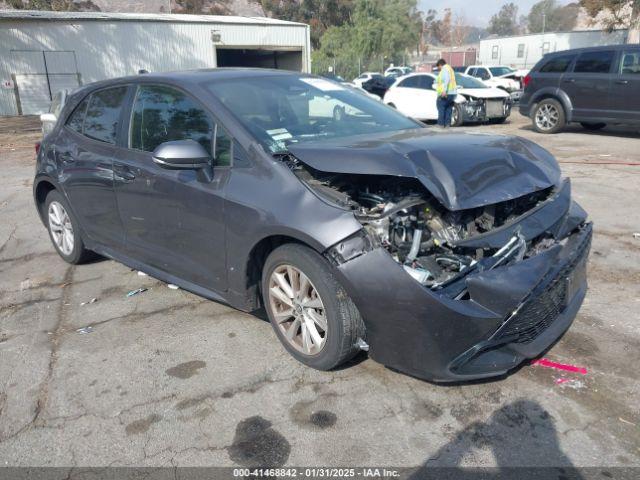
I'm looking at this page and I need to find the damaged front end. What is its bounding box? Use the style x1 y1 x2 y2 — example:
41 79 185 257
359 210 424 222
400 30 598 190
278 131 591 381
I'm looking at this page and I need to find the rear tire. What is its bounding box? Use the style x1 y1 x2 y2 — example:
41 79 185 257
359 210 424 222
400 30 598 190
580 122 606 131
44 190 93 264
532 98 566 134
261 243 365 371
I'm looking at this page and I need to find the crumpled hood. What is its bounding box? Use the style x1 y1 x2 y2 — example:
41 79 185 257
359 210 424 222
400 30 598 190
287 128 561 211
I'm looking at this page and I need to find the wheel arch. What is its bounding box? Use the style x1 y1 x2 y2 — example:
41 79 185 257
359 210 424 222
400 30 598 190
530 88 572 122
33 176 60 223
241 232 327 311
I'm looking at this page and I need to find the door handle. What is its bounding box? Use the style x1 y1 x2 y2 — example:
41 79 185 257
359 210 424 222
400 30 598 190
113 164 136 182
616 80 629 85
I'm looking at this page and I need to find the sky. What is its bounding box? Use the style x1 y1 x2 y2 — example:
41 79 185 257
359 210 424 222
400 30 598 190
417 0 574 27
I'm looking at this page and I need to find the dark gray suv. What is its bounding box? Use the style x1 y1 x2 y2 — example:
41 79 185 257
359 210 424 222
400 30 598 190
520 45 640 133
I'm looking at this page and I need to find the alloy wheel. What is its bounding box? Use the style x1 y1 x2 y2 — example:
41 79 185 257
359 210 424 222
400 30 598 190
268 264 327 355
48 201 74 256
535 104 559 131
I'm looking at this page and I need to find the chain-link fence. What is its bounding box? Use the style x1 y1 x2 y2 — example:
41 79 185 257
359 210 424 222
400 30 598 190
311 55 405 82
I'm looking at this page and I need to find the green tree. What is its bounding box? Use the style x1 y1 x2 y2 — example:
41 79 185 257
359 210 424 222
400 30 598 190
527 0 579 33
262 0 354 49
312 0 421 80
488 3 520 36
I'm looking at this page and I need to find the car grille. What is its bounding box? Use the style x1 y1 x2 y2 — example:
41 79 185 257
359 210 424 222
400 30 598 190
493 228 592 344
486 100 504 118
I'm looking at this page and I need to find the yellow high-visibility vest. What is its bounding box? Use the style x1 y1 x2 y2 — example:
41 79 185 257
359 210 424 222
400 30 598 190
436 64 457 95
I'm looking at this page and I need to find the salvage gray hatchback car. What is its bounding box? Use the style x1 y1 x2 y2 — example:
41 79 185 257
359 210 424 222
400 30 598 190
34 69 592 382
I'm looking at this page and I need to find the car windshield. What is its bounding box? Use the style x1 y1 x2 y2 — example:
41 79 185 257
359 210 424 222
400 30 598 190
206 75 420 153
489 67 515 76
455 73 489 89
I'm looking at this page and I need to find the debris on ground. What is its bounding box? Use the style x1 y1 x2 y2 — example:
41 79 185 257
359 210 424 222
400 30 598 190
126 287 147 297
76 326 94 334
619 417 636 426
137 271 148 277
633 233 640 239
167 284 179 290
554 377 586 390
80 298 98 306
531 358 588 375
19 279 31 291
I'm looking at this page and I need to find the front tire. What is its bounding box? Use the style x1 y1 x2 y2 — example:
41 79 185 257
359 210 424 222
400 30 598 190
532 99 566 134
44 190 93 264
261 244 365 371
451 104 464 127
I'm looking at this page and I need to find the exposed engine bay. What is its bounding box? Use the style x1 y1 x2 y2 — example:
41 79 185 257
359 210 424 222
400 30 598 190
284 155 557 290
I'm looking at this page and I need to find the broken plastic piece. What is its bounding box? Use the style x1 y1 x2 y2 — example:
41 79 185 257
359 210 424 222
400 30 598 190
76 326 94 334
355 338 369 351
126 288 147 297
532 358 587 375
633 233 640 239
167 284 179 290
80 298 98 306
137 271 148 277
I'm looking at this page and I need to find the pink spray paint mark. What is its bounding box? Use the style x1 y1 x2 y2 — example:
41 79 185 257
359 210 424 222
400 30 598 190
531 358 588 375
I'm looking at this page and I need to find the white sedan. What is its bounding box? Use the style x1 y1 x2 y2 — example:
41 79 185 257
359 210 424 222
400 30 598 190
383 72 512 126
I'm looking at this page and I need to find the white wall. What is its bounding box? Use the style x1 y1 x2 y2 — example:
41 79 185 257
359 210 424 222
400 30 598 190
0 19 310 115
479 30 629 69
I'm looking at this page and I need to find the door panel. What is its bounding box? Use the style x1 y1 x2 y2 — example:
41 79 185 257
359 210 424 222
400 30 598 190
58 87 128 248
562 50 615 119
116 83 228 292
114 151 229 292
609 49 640 122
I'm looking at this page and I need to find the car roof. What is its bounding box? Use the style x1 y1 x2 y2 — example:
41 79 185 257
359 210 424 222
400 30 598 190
67 68 310 93
543 44 627 57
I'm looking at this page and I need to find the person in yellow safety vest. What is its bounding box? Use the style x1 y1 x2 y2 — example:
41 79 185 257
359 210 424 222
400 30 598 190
435 58 458 128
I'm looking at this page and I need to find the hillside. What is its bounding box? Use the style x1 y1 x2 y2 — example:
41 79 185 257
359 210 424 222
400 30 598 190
0 0 266 17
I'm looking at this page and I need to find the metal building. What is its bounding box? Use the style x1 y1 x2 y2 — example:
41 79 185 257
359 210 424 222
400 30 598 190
479 29 629 69
0 10 311 115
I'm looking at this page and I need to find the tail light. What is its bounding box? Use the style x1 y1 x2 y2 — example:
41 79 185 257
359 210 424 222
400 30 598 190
523 74 532 88
35 142 41 155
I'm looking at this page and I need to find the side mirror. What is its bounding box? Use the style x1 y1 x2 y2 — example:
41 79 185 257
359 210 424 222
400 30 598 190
40 113 57 123
152 140 211 170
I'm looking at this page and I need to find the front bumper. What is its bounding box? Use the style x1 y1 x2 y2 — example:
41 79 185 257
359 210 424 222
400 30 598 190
461 98 512 123
332 200 591 382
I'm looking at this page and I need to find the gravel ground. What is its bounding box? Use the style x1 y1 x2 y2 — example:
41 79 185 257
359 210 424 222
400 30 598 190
0 113 639 471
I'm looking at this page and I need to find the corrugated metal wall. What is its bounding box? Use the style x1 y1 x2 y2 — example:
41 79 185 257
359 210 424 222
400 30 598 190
479 30 628 69
0 19 310 115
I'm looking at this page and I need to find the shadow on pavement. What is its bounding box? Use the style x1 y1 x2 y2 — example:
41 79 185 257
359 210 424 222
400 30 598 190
410 399 585 479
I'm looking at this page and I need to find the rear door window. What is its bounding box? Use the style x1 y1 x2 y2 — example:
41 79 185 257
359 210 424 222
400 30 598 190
539 55 575 73
574 50 615 74
398 76 419 88
82 86 128 144
66 97 89 133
